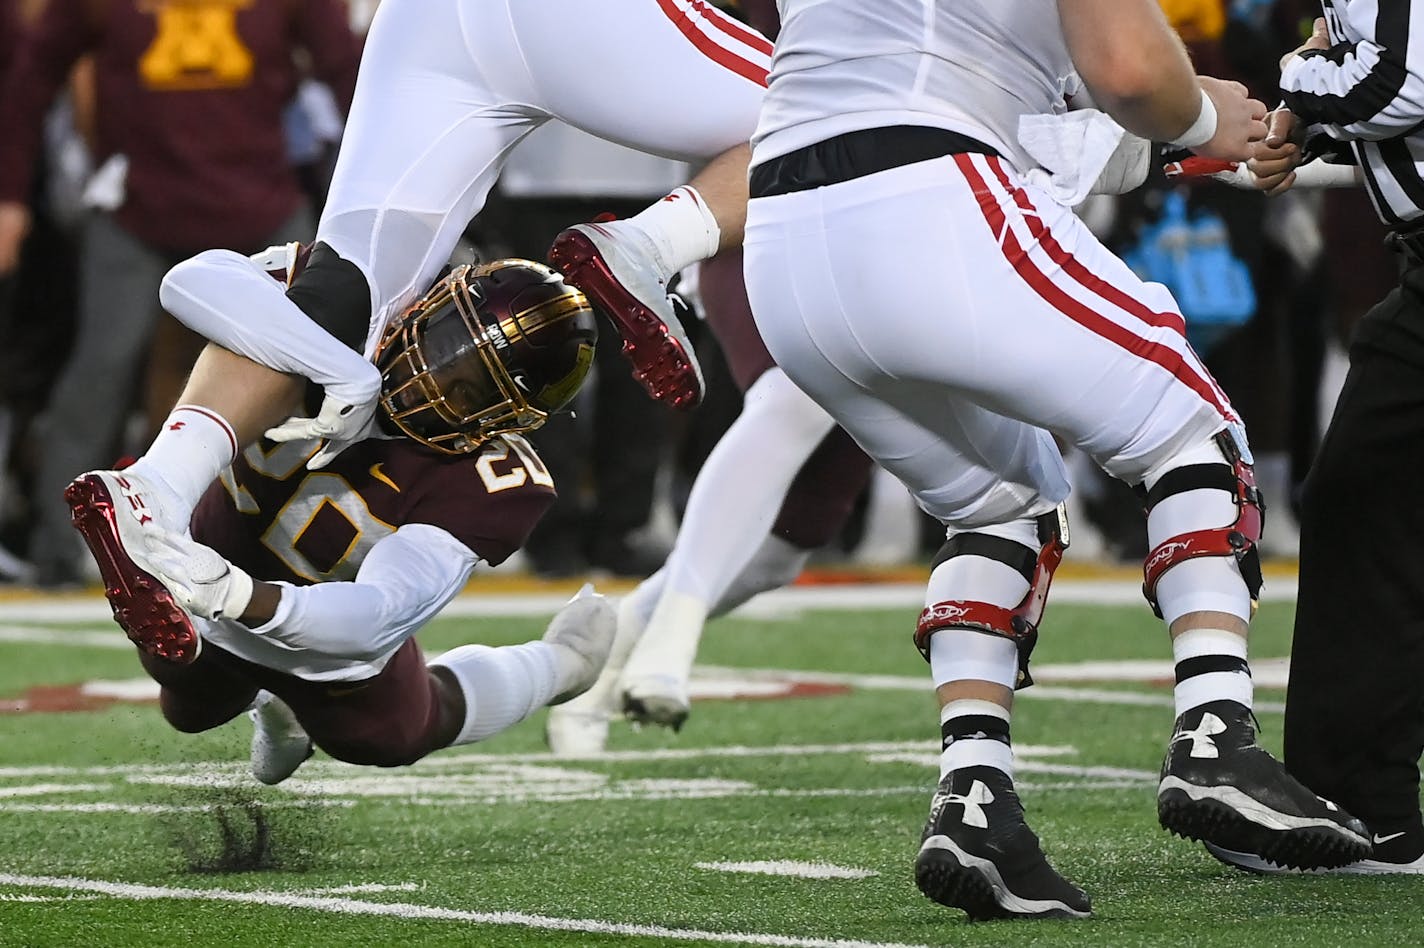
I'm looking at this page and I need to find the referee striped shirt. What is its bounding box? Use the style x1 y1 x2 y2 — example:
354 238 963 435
1281 0 1424 224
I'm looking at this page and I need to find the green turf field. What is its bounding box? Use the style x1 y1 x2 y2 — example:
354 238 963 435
0 589 1417 947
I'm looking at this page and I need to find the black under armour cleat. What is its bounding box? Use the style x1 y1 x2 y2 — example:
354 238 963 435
915 766 1091 921
1158 700 1371 869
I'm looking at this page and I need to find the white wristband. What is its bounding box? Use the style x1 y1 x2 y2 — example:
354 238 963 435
218 566 256 622
1170 88 1218 150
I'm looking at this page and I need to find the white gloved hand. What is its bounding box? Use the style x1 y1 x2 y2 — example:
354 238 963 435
264 390 379 469
145 532 256 622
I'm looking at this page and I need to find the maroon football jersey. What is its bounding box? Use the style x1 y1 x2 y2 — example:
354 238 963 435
191 434 556 585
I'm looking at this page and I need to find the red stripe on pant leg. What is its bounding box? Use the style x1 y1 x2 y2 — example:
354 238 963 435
654 0 770 87
983 158 1236 413
984 157 1186 337
952 155 1233 420
688 0 774 55
991 155 1236 409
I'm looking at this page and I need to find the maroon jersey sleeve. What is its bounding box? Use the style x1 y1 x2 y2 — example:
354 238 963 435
192 435 556 584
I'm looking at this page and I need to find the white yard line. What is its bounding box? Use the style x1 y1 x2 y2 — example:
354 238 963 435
695 862 878 880
0 577 1299 626
0 873 936 948
0 801 352 815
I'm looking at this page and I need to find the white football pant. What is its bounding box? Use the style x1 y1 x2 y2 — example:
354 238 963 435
743 152 1241 531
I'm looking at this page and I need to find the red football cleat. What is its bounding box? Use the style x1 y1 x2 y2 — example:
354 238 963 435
549 221 705 410
65 471 201 664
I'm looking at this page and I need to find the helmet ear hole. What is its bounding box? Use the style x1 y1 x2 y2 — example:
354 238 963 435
374 259 598 454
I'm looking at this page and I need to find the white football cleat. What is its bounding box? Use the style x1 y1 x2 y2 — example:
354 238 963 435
616 591 709 731
543 584 618 705
548 220 704 410
65 468 201 664
546 590 654 755
250 691 313 786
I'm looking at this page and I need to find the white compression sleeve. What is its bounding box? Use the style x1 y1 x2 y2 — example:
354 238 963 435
159 249 381 409
660 368 836 603
250 524 478 662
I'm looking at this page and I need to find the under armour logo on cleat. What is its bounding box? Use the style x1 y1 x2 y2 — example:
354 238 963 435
116 476 154 527
939 779 995 829
1171 711 1227 759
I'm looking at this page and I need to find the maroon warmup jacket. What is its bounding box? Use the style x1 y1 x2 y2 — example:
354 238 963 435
0 0 360 253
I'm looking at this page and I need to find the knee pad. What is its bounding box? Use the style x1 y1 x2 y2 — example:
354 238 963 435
285 241 373 351
1141 430 1264 617
913 505 1068 688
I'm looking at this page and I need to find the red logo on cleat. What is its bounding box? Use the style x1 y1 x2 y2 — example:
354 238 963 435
116 476 154 527
167 421 186 431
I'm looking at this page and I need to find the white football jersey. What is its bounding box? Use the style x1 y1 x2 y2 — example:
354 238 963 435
753 0 1078 172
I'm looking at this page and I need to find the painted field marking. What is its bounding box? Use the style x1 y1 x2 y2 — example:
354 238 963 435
695 862 878 880
300 883 422 895
0 873 936 948
0 739 1109 781
0 576 1299 627
0 800 353 815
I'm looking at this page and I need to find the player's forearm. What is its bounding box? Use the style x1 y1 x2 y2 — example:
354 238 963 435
1059 0 1203 144
240 525 478 662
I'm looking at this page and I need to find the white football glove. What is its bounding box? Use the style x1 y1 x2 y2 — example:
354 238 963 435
144 532 255 623
265 389 379 470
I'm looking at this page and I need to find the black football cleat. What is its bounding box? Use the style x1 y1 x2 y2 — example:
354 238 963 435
915 766 1091 921
1158 700 1371 869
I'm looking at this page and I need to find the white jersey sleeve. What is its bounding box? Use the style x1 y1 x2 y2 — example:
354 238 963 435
245 523 479 669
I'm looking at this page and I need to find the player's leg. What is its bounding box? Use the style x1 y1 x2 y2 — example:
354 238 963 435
749 200 1093 917
950 156 1370 868
524 0 767 408
136 642 259 735
614 367 836 725
255 590 615 780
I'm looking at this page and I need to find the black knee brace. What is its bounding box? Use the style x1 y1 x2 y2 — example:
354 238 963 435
913 506 1069 688
1141 429 1264 618
285 241 372 351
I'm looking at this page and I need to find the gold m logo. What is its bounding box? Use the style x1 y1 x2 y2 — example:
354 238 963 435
138 0 255 91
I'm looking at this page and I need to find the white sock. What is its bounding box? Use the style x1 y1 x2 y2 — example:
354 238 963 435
939 699 1014 779
622 186 721 281
430 642 561 745
1172 626 1252 716
128 405 239 518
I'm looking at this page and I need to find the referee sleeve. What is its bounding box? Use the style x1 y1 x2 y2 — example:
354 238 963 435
1281 1 1424 141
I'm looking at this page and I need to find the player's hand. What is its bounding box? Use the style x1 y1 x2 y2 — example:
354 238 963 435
0 202 31 275
1248 109 1305 194
144 531 255 623
1281 17 1331 72
1194 76 1269 163
265 390 379 470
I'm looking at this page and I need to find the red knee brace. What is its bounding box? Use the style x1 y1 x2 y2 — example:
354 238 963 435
913 507 1068 688
1141 430 1264 617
